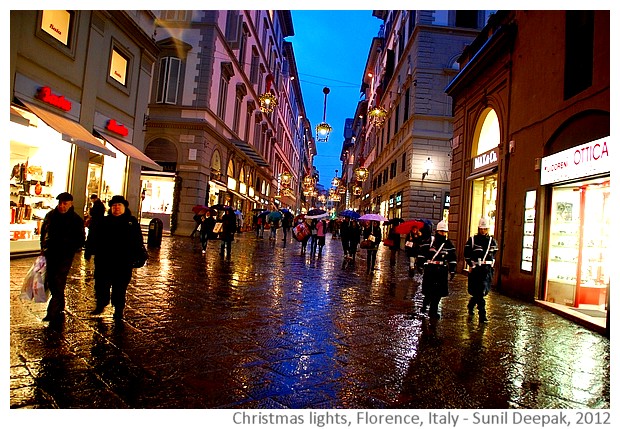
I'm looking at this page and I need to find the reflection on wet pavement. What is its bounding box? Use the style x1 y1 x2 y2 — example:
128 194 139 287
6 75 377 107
10 233 610 408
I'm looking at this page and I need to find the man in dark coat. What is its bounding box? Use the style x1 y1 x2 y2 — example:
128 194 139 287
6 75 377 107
464 217 498 323
85 195 144 319
219 207 236 258
40 192 85 323
418 220 457 319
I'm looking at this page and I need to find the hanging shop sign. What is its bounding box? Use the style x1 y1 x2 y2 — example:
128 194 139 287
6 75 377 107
35 86 71 111
106 119 129 137
540 136 610 185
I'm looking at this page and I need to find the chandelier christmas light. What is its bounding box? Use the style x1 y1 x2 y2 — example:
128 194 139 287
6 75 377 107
368 105 387 126
259 74 277 113
315 87 332 142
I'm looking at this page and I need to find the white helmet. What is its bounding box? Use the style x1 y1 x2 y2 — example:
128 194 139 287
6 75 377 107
437 220 448 232
478 217 490 229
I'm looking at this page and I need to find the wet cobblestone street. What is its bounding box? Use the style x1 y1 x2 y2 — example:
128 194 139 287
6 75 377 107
9 232 610 411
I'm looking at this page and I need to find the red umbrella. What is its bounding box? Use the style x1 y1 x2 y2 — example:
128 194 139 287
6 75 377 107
393 219 425 235
192 205 210 214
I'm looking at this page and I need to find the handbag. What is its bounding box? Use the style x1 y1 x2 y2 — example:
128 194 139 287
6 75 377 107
360 239 373 249
20 255 49 303
132 243 149 268
383 238 394 247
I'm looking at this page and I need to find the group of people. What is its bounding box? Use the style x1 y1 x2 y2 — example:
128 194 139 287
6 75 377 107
40 192 145 324
192 207 237 258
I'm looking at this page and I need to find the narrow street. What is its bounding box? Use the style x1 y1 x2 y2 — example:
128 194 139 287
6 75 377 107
10 231 609 409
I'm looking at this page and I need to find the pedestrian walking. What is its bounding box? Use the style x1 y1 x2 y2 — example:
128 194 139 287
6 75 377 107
295 217 311 255
362 220 382 273
85 194 105 229
219 207 237 258
281 211 293 242
84 195 144 320
316 218 327 256
404 222 431 277
39 192 85 323
385 225 401 266
418 220 457 319
309 219 319 256
348 219 362 262
200 210 216 254
340 217 352 259
464 217 498 323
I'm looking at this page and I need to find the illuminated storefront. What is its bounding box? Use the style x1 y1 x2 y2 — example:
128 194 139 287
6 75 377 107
541 137 610 316
9 102 115 255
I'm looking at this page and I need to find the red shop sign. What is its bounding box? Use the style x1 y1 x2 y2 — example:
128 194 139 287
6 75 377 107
106 119 129 137
35 86 71 111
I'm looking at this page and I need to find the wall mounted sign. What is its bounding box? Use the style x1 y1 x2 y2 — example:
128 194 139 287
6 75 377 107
471 147 499 175
35 86 71 111
105 119 129 137
540 137 610 185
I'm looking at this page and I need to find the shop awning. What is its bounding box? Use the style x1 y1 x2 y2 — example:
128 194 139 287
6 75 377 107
230 139 270 168
96 131 163 171
18 99 116 158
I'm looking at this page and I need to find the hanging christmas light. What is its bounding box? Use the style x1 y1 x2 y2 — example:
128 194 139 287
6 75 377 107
352 184 363 196
331 170 340 188
280 171 292 186
354 166 369 182
315 87 332 142
259 74 277 113
368 105 387 126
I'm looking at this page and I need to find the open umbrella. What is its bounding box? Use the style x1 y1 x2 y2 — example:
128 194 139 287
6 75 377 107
192 205 210 214
306 208 328 219
267 210 283 223
359 213 388 222
339 209 360 219
393 219 425 235
257 210 270 219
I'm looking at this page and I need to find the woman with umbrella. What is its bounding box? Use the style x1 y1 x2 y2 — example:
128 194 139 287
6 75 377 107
280 209 293 242
384 218 404 267
199 209 216 254
362 219 382 273
267 209 283 241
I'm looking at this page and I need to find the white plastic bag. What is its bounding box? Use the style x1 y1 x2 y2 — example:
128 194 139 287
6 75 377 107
20 256 49 303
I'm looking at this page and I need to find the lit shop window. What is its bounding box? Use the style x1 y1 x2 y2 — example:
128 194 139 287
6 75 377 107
110 48 129 86
41 10 72 46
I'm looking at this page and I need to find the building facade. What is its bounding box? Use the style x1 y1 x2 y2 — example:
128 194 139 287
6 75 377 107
10 10 160 256
143 10 312 235
446 10 610 334
341 11 491 222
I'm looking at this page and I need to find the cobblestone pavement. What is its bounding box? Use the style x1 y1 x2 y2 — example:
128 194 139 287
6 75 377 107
9 231 610 411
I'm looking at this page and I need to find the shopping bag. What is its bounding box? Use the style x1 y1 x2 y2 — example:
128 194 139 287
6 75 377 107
292 223 310 242
213 222 223 234
20 255 49 303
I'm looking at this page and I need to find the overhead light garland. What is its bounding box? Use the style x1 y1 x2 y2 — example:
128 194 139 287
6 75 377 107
315 87 332 142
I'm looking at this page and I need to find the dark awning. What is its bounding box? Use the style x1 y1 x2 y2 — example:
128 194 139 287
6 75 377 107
18 98 116 158
96 131 163 171
230 139 270 168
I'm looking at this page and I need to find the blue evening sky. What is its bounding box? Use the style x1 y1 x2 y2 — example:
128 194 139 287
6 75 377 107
289 10 382 188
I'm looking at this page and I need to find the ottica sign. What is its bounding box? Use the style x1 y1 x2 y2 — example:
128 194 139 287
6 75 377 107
540 137 610 185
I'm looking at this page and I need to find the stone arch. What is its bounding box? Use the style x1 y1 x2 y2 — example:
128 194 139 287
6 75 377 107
544 110 610 156
471 107 500 157
145 137 179 163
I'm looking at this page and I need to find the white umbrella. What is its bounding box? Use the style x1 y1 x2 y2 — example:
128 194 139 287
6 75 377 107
359 213 388 222
306 212 329 219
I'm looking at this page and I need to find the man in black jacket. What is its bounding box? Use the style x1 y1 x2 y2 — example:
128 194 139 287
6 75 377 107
40 192 85 323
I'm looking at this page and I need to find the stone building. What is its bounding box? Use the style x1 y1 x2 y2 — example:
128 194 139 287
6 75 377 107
10 10 160 256
446 10 610 334
342 10 492 221
143 11 313 234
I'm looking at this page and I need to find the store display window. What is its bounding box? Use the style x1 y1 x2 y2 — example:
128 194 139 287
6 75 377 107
469 174 497 236
10 108 72 251
545 178 609 311
140 174 175 228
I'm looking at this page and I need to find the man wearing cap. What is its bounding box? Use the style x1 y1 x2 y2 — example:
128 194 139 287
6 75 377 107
464 217 498 323
418 220 457 319
85 195 145 319
40 192 85 323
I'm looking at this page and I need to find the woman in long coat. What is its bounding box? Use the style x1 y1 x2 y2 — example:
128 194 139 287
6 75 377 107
362 220 382 273
219 207 236 258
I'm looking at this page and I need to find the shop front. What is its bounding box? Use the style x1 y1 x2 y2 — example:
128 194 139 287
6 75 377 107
140 172 176 230
467 147 499 236
540 137 610 321
9 100 116 256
